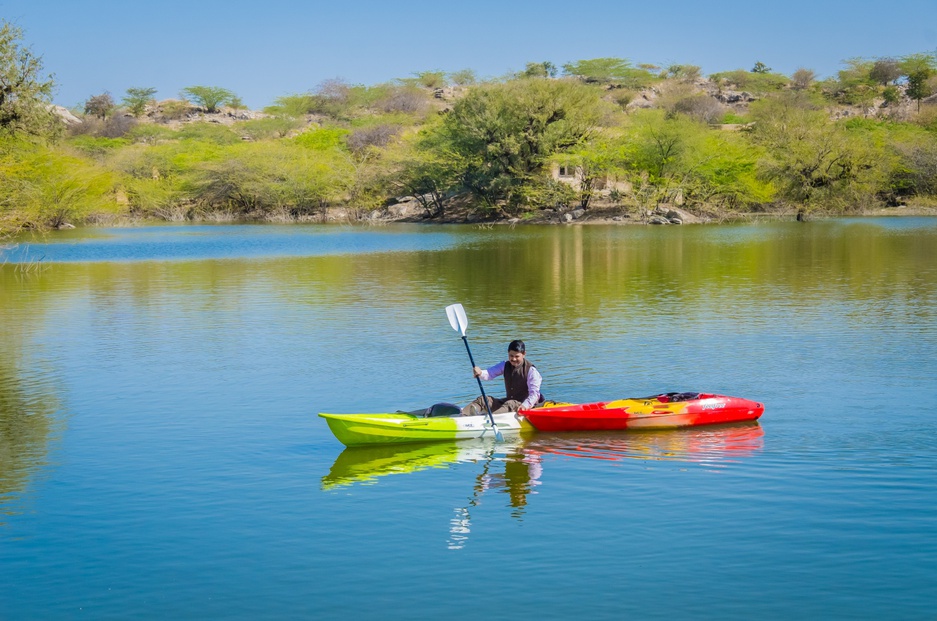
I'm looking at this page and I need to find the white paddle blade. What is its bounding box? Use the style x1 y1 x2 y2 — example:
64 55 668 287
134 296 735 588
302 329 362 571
445 303 468 336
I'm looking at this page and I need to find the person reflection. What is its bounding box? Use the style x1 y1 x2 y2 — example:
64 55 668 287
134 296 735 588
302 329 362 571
447 446 543 549
503 447 543 518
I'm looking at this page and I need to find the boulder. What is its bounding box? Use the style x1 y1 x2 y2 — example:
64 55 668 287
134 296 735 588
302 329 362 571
50 105 81 125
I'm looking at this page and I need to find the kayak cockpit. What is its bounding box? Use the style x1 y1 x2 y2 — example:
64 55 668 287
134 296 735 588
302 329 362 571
399 402 462 418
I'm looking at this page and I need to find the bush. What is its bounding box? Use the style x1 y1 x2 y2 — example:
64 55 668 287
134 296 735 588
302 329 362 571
722 112 748 124
159 100 192 120
68 114 137 139
127 124 177 144
177 123 240 145
710 69 789 93
378 87 429 114
347 125 400 154
669 94 724 123
292 127 350 150
236 117 302 140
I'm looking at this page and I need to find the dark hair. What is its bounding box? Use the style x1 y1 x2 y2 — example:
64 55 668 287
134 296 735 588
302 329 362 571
508 340 526 353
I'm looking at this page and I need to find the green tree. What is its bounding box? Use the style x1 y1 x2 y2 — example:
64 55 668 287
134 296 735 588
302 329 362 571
562 57 654 88
906 70 934 111
180 86 234 113
522 61 558 79
123 87 157 117
831 58 877 105
436 78 605 210
749 94 882 211
751 61 771 74
791 68 816 90
383 126 461 217
898 52 937 77
0 20 59 137
449 69 477 86
665 64 701 81
413 70 447 89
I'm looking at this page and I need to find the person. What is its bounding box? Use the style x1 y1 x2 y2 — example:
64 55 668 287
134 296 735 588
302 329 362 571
461 340 544 416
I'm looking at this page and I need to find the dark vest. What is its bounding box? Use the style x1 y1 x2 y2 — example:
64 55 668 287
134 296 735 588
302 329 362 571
503 359 536 402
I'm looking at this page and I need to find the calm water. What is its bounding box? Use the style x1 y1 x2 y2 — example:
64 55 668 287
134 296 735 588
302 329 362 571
1 220 936 620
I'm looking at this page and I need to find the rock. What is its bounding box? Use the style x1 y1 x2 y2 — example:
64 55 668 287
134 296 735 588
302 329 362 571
570 209 585 219
385 199 424 218
50 105 81 125
648 215 670 225
563 213 574 222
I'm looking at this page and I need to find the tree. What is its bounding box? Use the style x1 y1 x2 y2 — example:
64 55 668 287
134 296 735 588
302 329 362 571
180 85 234 113
84 92 114 119
522 61 558 79
122 87 157 117
665 64 701 81
751 61 771 74
906 70 934 111
791 68 816 90
898 53 937 78
436 79 604 210
562 57 654 88
413 70 447 89
0 20 58 136
831 58 877 105
870 58 900 85
749 94 881 211
898 52 937 111
449 69 476 86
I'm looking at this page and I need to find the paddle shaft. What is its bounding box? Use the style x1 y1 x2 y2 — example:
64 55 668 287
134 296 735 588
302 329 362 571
461 335 497 426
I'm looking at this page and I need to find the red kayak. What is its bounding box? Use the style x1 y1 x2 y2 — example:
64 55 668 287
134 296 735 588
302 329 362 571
521 392 764 432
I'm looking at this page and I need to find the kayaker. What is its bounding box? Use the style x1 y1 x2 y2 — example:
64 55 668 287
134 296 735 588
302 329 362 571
461 340 544 416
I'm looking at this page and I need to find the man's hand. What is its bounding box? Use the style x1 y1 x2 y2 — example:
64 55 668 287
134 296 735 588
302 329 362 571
472 366 483 378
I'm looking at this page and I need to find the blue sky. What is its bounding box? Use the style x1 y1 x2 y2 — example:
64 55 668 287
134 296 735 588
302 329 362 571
3 0 936 110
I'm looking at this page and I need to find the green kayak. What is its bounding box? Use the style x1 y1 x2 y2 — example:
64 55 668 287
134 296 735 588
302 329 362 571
318 404 534 447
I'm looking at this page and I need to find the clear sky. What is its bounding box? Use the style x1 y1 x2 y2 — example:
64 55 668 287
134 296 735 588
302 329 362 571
3 0 936 110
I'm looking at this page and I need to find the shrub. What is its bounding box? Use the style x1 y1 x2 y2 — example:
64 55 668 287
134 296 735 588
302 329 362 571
670 94 724 123
378 87 428 114
710 69 789 93
347 124 400 154
236 117 302 140
292 127 350 150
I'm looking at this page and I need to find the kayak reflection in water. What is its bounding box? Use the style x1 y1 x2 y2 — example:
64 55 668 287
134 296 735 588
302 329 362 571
460 340 545 416
447 446 543 549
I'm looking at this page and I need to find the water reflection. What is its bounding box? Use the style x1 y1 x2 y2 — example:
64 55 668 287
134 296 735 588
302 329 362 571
527 423 765 465
322 423 763 548
0 364 61 525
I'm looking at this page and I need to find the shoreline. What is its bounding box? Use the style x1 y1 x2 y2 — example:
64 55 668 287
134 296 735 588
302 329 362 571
72 203 937 230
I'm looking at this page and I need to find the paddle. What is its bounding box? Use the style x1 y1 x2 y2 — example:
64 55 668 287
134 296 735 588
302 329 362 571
445 303 504 442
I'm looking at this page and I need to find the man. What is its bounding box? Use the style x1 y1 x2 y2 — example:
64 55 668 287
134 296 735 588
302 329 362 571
461 340 544 416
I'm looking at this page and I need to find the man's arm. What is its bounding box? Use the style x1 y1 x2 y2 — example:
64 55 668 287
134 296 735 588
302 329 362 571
521 367 543 409
476 361 506 381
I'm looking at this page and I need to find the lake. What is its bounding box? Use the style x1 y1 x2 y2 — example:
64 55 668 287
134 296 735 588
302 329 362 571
1 219 936 620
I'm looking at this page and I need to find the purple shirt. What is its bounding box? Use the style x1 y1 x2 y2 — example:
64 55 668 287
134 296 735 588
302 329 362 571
479 361 543 409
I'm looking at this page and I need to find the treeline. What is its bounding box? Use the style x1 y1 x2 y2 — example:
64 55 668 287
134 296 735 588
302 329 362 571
2 19 937 237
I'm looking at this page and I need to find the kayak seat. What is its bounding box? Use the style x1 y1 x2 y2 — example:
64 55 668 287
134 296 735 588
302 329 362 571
397 403 462 417
647 392 702 403
426 402 461 417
